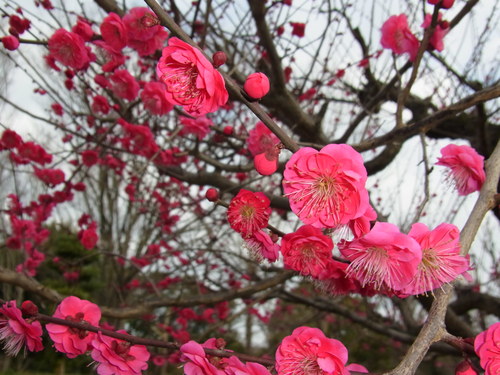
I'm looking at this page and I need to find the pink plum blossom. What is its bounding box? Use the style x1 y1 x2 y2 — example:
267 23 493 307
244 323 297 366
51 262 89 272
225 356 272 375
91 331 150 375
422 13 449 52
283 144 369 229
380 14 420 61
339 222 421 292
140 81 174 115
281 225 335 278
474 322 500 375
401 223 470 295
180 340 225 375
275 326 349 375
0 300 43 356
48 28 93 70
243 73 270 99
247 122 280 157
157 37 228 116
179 116 213 140
227 189 271 238
46 296 101 358
436 144 485 196
244 229 280 263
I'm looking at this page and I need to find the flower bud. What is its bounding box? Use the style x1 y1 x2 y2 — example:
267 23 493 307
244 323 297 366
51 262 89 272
2 36 20 51
21 301 39 317
205 188 219 202
212 51 227 68
243 72 270 99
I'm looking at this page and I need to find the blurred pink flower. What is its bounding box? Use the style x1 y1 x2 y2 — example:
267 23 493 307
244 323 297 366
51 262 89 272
339 222 421 292
247 122 280 157
46 296 101 358
0 300 43 356
100 12 128 51
401 223 470 295
109 69 140 101
157 37 228 116
227 189 271 238
48 28 93 70
380 14 420 61
436 144 485 196
91 331 150 375
422 13 449 52
276 326 349 375
179 116 213 140
140 81 174 115
123 7 168 56
283 144 369 228
474 322 500 375
281 225 334 278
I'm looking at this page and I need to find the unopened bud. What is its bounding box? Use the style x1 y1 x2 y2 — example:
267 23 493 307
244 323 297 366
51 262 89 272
440 20 449 29
222 125 233 136
21 300 39 317
205 188 219 202
212 51 227 68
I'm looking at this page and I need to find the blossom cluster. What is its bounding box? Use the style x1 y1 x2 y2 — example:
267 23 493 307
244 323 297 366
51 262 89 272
225 143 481 297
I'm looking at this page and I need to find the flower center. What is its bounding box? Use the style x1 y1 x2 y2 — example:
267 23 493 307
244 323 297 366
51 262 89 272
162 62 202 104
347 246 389 290
301 356 322 375
66 312 89 339
111 340 136 361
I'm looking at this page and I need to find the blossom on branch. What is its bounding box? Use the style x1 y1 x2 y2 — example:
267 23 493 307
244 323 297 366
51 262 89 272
474 322 500 375
380 14 420 61
436 144 485 196
48 28 93 70
46 296 101 358
0 300 43 356
140 81 174 115
401 222 470 296
281 225 334 278
283 144 369 228
91 331 150 375
339 222 421 293
421 13 449 52
275 326 349 375
227 189 271 238
157 37 228 116
243 72 270 99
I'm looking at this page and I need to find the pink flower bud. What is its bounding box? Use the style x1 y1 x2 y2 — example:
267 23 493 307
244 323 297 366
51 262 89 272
2 35 20 51
243 72 270 99
21 301 39 317
205 188 219 202
212 51 227 68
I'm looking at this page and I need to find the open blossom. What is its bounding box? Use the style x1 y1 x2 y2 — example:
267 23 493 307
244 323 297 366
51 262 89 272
380 14 420 61
227 189 271 238
283 144 369 228
123 7 168 57
281 225 334 278
276 326 349 375
48 28 93 70
244 229 280 262
91 331 150 375
100 12 128 51
156 37 228 116
474 322 500 375
180 340 225 375
46 296 101 358
247 122 280 157
140 81 173 115
225 356 272 375
0 300 43 356
109 69 140 101
339 222 421 292
436 144 485 196
422 13 449 52
401 223 470 296
179 116 213 140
